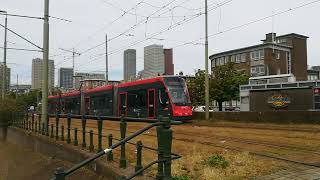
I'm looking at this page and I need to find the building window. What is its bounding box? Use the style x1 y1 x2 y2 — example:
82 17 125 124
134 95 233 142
236 54 241 63
219 57 225 65
276 51 280 60
251 65 265 76
251 50 264 61
230 55 235 62
212 59 215 67
241 53 246 62
286 52 292 74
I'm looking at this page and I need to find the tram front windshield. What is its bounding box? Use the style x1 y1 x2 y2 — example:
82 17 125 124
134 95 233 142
163 77 191 106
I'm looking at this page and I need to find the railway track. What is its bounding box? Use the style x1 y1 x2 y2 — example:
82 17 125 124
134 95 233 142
50 119 320 168
192 123 320 133
61 120 320 155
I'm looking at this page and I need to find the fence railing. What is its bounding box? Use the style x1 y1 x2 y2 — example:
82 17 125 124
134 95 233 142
10 112 182 180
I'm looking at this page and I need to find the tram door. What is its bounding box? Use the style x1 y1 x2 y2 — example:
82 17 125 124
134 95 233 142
84 97 90 115
148 89 156 118
119 93 127 116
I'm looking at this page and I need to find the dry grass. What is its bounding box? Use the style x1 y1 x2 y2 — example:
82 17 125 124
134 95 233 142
46 118 320 179
171 146 282 180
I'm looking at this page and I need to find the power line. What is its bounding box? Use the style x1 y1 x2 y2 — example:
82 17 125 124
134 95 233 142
0 12 43 20
56 0 230 68
0 47 42 52
75 0 233 69
78 0 180 55
71 0 146 49
0 23 42 50
173 0 320 48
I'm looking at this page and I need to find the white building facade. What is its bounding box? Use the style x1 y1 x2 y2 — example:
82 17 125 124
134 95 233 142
144 44 165 78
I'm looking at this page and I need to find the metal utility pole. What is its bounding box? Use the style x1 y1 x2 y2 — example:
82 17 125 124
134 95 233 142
16 74 18 100
1 11 7 99
41 0 50 126
59 48 81 88
105 34 109 83
204 0 210 120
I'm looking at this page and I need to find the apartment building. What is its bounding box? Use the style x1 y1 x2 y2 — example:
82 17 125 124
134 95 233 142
210 33 309 81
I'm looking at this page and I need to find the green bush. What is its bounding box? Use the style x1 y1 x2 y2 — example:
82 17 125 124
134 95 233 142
206 154 229 169
0 98 24 124
172 175 190 180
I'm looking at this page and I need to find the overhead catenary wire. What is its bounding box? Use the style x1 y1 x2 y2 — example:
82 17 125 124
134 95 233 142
76 0 233 67
0 23 42 50
0 47 43 52
55 0 203 65
75 0 319 73
173 0 320 48
78 0 180 55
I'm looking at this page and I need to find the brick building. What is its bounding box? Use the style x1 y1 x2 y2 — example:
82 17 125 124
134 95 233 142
210 33 309 81
164 48 174 75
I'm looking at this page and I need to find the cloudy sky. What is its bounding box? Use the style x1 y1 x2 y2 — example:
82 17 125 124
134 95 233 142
1 0 319 85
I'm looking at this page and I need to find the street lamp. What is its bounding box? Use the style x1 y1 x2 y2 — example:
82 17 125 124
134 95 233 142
0 10 8 99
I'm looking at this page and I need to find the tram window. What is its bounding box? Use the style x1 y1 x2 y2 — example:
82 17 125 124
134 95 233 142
128 91 138 108
159 88 169 105
137 90 147 107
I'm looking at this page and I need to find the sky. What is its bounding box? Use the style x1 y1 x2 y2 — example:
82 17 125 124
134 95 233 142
0 0 320 85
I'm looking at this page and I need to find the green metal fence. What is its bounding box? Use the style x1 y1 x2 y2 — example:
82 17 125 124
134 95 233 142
10 112 182 180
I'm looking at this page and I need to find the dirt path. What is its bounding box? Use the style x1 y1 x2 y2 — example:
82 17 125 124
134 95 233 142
0 142 105 180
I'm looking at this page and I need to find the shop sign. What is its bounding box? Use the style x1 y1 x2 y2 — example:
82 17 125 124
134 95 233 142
267 94 291 108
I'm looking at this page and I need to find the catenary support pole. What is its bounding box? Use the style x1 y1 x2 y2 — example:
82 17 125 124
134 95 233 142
41 0 50 131
2 13 7 99
204 0 210 120
105 34 108 83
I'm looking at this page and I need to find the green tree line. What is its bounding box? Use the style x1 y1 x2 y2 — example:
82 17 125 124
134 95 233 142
187 62 249 111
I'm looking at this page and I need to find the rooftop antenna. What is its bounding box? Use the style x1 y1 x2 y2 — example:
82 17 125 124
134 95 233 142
272 10 275 53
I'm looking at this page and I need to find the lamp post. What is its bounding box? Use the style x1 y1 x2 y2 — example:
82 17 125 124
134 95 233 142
0 10 8 99
204 0 210 120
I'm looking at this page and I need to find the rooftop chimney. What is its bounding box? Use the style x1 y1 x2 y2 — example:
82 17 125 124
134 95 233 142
265 33 276 43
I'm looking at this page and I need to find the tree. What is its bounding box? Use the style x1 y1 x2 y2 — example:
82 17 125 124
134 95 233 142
210 62 248 111
187 69 206 106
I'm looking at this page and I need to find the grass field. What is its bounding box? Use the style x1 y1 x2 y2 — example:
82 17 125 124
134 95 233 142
47 118 320 179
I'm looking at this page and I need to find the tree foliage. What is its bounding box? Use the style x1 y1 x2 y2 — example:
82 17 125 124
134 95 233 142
7 89 41 109
187 69 206 106
187 63 248 111
210 62 248 111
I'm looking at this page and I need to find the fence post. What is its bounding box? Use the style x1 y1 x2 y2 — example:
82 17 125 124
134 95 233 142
74 128 78 146
89 130 94 152
23 115 25 129
97 118 103 152
156 116 164 180
61 125 65 141
119 115 127 169
51 124 54 138
66 114 71 144
81 115 87 148
135 141 143 176
55 113 60 140
38 114 41 132
42 122 45 135
46 115 49 136
35 121 38 133
31 113 35 131
160 117 172 180
25 113 28 130
107 134 113 161
53 167 65 180
27 119 30 131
